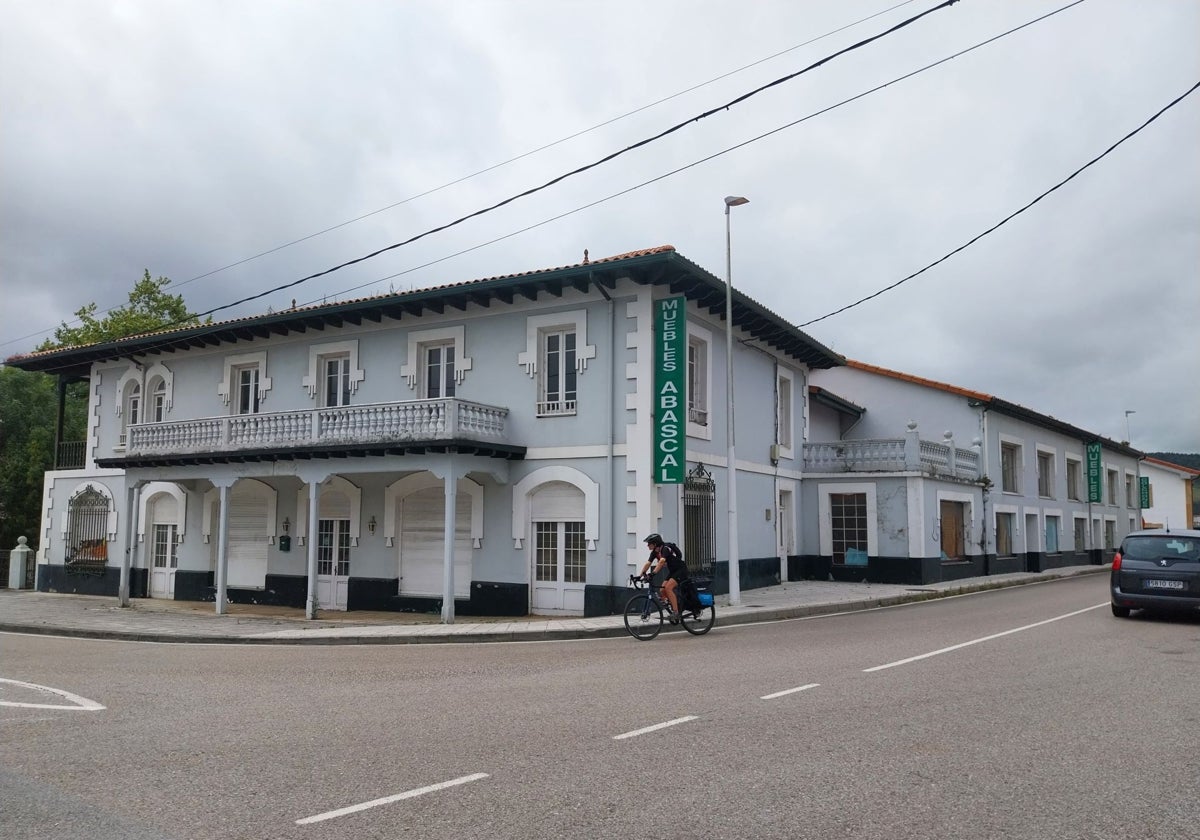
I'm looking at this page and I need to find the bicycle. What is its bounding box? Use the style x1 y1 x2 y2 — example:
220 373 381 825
622 574 716 640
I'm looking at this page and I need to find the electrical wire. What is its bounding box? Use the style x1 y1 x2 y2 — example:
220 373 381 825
796 77 1200 329
0 0 920 351
16 0 1132 376
52 0 966 341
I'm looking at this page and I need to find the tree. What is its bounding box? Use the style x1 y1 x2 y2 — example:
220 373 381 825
38 269 198 350
2 271 200 551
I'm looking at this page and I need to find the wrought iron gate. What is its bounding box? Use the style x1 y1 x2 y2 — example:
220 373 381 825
683 464 715 575
65 486 110 575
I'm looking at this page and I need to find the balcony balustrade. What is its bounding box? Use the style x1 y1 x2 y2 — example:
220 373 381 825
125 399 510 457
803 432 980 481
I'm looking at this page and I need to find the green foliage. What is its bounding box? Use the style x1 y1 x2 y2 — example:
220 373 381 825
37 269 198 351
0 368 86 549
3 270 197 550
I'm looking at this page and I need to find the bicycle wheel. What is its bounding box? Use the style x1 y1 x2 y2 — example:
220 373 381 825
623 594 663 640
681 604 716 636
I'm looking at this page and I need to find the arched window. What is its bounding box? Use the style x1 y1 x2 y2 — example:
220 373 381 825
121 382 142 447
148 377 167 422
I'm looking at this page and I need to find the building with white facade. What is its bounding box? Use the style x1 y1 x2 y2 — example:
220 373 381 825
7 246 844 618
805 361 1143 584
1138 456 1199 530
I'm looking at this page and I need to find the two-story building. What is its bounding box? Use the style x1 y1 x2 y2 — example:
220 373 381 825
7 246 844 618
805 360 1143 584
1138 456 1199 530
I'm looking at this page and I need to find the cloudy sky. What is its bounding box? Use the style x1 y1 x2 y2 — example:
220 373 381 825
2 0 1197 452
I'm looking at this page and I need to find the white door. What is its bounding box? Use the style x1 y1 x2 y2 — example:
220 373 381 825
398 488 471 597
531 521 586 614
149 523 177 599
316 519 350 610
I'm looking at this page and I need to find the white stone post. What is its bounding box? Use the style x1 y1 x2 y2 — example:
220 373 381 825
8 537 32 589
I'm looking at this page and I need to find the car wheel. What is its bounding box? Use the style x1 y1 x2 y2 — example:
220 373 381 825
1111 603 1131 618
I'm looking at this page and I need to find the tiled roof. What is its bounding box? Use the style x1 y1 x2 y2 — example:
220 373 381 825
845 359 993 403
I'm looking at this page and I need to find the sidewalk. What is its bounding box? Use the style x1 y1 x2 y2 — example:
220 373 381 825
0 565 1109 645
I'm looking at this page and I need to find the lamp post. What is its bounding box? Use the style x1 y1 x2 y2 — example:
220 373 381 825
1124 410 1136 445
724 195 748 606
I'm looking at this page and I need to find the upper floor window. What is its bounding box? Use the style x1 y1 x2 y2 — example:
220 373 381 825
150 378 167 422
539 328 576 416
1106 469 1119 506
1066 457 1082 501
219 351 271 414
776 369 794 453
1000 442 1021 493
120 381 142 448
304 340 363 406
404 326 473 399
1036 451 1055 498
424 342 456 399
234 364 261 415
323 354 352 407
516 312 595 419
688 338 708 427
1124 474 1136 508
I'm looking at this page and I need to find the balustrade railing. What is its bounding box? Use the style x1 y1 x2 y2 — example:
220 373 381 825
125 399 509 457
803 437 981 480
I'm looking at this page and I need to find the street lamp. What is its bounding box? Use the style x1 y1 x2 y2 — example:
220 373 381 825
1124 410 1136 445
724 195 748 606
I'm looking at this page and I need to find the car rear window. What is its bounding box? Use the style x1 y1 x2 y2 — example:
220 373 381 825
1123 536 1200 562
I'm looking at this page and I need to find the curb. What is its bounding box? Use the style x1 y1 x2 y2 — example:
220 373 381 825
0 567 1108 645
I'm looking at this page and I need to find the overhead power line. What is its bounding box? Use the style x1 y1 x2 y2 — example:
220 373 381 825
112 0 966 332
0 0 920 351
796 77 1200 329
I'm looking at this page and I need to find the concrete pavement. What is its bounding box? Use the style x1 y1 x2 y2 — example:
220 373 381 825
0 565 1109 644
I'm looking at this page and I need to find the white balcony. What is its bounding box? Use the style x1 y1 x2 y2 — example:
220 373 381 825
803 426 980 481
125 399 511 458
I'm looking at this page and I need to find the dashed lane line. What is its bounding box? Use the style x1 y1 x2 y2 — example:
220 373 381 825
295 773 490 825
613 715 699 740
760 683 820 700
863 603 1108 673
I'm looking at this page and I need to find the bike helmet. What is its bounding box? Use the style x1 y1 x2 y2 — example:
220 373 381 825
643 533 663 546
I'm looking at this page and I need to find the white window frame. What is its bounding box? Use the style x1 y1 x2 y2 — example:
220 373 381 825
1123 470 1137 509
1036 445 1056 499
1072 514 1088 551
818 483 878 559
686 324 712 440
303 340 364 404
517 311 596 418
1044 508 1063 554
537 326 578 416
219 351 272 412
999 435 1023 495
776 367 795 458
402 326 473 395
1065 455 1083 502
994 503 1019 556
1106 467 1119 506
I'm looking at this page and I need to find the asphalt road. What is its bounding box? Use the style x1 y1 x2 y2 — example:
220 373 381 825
3 575 1198 840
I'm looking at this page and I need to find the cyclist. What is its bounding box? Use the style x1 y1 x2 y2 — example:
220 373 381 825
638 533 690 620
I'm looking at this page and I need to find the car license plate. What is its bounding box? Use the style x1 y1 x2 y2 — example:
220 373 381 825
1145 579 1185 590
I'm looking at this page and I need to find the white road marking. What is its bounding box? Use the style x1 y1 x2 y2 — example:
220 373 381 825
760 683 820 700
613 715 699 740
863 603 1107 672
295 773 489 825
0 678 105 711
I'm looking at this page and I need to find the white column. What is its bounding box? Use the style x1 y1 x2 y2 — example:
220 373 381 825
215 484 231 615
442 464 458 624
306 480 320 619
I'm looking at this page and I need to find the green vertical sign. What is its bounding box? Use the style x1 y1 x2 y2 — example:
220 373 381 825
1139 476 1151 509
1085 442 1103 503
653 296 686 484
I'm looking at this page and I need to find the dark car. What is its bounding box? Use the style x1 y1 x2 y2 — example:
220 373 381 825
1110 529 1200 618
